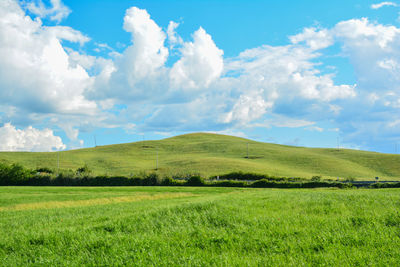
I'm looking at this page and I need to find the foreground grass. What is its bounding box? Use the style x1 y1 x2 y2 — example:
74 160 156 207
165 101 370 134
1 187 400 266
0 133 399 179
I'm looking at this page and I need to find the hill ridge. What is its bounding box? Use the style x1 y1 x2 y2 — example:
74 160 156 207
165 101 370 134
0 132 399 180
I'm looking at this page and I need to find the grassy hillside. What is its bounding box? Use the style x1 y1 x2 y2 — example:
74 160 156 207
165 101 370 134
0 133 399 180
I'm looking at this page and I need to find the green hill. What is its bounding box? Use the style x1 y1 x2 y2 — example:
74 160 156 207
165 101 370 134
0 133 399 180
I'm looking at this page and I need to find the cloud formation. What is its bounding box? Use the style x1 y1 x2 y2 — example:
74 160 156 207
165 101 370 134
170 27 224 89
0 123 65 151
0 0 96 116
1 1 400 152
371 2 398 9
24 0 71 23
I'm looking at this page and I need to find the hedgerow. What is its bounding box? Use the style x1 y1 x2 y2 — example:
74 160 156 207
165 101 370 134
0 162 354 188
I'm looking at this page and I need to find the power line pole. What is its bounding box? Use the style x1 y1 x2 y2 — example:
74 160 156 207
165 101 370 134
57 151 60 173
337 136 340 151
247 143 249 159
156 149 158 170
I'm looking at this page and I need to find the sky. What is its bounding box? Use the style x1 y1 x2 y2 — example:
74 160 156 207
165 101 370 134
1 0 400 153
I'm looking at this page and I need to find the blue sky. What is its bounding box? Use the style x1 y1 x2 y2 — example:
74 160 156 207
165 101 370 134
0 0 400 153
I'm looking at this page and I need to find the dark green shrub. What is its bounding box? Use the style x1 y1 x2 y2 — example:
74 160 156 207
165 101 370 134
311 175 322 182
212 172 305 182
35 167 54 174
76 164 92 177
213 171 268 181
186 175 205 186
345 176 355 182
0 163 32 185
211 180 247 187
160 177 179 186
142 173 160 186
369 182 400 188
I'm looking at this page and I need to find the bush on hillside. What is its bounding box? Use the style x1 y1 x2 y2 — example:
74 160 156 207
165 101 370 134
186 176 205 186
142 173 160 186
76 164 92 177
0 163 33 185
160 177 184 186
210 180 247 187
35 167 54 174
369 182 400 188
212 171 305 182
250 179 353 189
311 175 322 182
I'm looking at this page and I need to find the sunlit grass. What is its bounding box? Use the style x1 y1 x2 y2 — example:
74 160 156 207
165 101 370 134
1 186 400 266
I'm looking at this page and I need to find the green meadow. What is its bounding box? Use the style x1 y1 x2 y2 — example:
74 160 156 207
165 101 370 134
0 133 399 180
1 186 400 266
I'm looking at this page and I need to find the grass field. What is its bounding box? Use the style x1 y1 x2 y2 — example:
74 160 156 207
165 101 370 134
0 133 400 180
1 186 400 266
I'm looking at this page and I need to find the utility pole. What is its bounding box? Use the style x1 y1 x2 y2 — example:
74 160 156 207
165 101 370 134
156 149 158 170
247 143 249 159
337 136 340 151
94 135 97 147
57 151 60 173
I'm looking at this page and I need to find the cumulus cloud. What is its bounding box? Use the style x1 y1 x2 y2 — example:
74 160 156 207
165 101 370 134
2 1 400 152
44 26 90 46
167 21 183 48
222 44 355 126
24 0 71 23
87 7 358 132
0 123 65 151
287 18 400 151
222 91 272 124
90 7 224 103
170 27 224 89
90 7 169 101
290 27 334 50
122 7 168 81
0 0 96 116
371 2 398 9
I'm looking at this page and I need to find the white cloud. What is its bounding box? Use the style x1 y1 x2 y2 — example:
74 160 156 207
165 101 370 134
44 26 90 46
0 123 65 151
259 117 316 128
334 18 400 49
222 91 272 124
290 27 334 50
0 0 97 115
91 7 169 101
221 44 355 126
307 126 324 132
24 0 71 23
167 21 183 48
121 7 168 81
3 2 400 153
371 2 398 9
170 27 224 89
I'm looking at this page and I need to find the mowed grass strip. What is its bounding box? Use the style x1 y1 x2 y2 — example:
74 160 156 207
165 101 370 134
0 192 195 211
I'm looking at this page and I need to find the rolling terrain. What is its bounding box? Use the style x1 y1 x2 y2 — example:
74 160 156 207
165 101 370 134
0 133 399 180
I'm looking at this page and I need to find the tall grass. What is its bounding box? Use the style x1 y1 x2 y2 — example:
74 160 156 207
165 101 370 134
1 187 400 265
